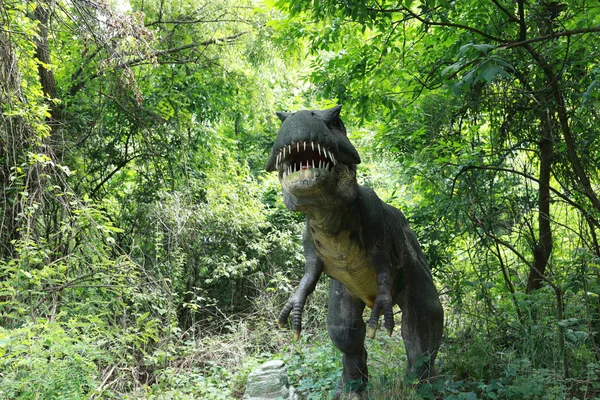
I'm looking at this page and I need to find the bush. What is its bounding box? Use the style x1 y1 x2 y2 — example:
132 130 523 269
0 321 99 399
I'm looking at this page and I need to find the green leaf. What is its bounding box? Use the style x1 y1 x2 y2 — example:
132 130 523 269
477 65 507 83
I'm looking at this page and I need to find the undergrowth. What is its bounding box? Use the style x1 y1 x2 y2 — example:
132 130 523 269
1 220 598 399
1 293 599 399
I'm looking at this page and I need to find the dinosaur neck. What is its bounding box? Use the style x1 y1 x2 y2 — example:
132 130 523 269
304 201 357 234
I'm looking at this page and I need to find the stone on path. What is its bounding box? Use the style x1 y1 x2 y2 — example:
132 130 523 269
243 360 298 400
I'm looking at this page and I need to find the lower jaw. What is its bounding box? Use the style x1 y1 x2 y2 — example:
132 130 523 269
283 176 328 193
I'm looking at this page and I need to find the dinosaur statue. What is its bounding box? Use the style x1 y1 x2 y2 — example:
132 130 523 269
265 105 443 398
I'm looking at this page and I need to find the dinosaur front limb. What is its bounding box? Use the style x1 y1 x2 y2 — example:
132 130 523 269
367 257 395 338
279 228 323 340
367 291 394 338
278 279 317 340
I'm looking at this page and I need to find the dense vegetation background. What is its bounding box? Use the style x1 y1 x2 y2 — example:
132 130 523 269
1 0 599 398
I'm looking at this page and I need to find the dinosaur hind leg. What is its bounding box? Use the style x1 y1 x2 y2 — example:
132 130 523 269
398 280 444 380
327 279 368 396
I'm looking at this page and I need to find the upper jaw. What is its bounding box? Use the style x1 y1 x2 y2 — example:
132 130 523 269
275 140 338 179
265 108 361 173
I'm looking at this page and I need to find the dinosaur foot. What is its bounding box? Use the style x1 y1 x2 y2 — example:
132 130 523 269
332 379 368 400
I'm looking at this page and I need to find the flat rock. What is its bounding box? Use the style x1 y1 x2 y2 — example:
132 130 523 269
244 360 298 400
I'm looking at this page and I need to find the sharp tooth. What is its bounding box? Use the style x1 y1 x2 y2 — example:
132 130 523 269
312 160 315 169
331 153 336 165
304 142 306 151
297 142 299 153
319 160 322 169
326 162 330 170
283 147 286 158
288 144 291 154
318 143 321 156
311 142 315 151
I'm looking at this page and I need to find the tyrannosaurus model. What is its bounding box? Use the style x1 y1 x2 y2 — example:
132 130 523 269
265 105 443 398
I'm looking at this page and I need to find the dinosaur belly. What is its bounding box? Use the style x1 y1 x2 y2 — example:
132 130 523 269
311 229 378 308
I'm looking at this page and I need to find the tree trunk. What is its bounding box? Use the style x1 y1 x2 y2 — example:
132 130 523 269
526 109 554 293
0 25 27 257
34 0 57 101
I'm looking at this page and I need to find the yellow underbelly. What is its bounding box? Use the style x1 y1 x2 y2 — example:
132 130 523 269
312 229 378 307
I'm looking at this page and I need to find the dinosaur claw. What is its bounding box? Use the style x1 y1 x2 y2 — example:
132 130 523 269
368 326 376 339
387 328 393 337
294 331 301 341
279 321 286 330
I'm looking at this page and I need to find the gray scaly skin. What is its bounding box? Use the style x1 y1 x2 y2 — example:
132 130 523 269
266 105 444 397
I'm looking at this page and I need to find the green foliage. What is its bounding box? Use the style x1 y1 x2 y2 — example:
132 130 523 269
2 0 600 398
284 337 342 398
145 366 232 400
0 321 98 400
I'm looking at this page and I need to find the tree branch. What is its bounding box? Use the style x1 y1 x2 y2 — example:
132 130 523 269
466 212 558 290
146 18 252 27
114 30 251 69
67 30 252 98
522 43 600 213
90 153 144 197
368 6 507 43
517 0 526 41
502 26 600 49
490 0 520 24
450 164 599 227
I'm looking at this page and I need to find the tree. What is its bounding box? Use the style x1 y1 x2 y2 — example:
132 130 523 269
2 0 309 332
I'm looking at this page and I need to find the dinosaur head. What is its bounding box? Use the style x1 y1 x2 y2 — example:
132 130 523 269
266 105 361 212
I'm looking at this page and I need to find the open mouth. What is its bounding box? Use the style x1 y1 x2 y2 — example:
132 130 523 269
276 141 337 178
